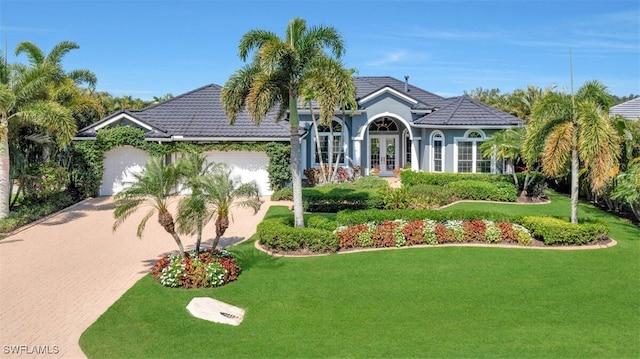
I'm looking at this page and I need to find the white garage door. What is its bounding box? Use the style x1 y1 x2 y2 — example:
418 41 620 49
204 151 272 195
100 146 151 196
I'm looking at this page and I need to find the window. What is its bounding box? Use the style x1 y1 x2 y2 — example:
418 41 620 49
315 120 343 165
432 132 444 172
403 129 412 167
455 130 492 173
369 117 398 132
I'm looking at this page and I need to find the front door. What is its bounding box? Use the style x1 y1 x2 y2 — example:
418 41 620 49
370 135 398 176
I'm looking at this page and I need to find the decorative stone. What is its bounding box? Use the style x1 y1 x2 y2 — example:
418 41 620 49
186 297 245 326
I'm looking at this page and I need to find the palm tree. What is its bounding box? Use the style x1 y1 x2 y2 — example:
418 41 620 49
175 152 217 253
112 156 185 255
523 80 619 223
303 60 357 183
221 17 346 228
178 157 262 250
0 60 75 218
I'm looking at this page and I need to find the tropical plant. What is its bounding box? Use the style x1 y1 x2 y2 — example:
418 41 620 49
523 80 619 223
221 17 346 228
0 55 76 218
112 156 185 255
188 162 262 250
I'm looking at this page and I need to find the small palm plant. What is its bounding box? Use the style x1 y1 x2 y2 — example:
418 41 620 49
181 161 263 250
112 156 185 255
175 152 217 253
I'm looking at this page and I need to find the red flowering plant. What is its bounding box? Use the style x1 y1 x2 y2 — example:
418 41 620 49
496 222 519 243
434 222 456 243
371 220 398 247
402 220 426 245
463 220 487 242
150 248 241 288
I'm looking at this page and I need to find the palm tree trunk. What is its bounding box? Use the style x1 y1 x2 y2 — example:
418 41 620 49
195 222 203 254
212 215 229 249
290 126 305 228
0 114 10 219
289 92 304 228
571 146 579 224
158 209 185 255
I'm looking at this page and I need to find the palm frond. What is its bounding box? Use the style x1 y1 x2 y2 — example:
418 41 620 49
542 122 574 176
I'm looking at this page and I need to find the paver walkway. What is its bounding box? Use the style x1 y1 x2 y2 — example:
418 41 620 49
0 196 282 358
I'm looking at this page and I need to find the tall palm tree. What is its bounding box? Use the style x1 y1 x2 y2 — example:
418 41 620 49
221 17 346 228
112 156 185 255
523 80 619 223
303 60 357 183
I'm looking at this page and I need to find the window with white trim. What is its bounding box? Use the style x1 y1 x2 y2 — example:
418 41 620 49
432 132 444 172
456 130 491 173
315 120 343 165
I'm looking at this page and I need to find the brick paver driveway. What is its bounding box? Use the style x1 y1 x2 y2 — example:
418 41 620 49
0 196 278 358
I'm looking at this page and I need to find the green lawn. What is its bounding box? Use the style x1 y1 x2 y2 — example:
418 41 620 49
80 191 640 358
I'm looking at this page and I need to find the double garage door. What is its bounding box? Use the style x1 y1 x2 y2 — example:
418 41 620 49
100 146 272 196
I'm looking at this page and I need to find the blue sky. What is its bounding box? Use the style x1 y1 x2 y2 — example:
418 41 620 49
2 0 638 100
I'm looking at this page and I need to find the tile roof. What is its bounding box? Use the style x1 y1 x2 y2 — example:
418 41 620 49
353 76 450 109
610 97 640 120
77 84 290 140
413 96 525 126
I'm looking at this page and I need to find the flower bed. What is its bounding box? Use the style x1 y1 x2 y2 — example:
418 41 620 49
334 219 532 250
150 248 241 288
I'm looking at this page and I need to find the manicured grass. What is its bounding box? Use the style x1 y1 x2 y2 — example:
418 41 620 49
80 191 640 358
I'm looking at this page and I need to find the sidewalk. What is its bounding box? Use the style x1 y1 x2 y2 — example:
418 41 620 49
0 196 279 358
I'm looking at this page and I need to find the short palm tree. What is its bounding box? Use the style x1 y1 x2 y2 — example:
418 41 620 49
523 80 619 223
112 156 185 255
178 160 262 250
221 17 346 228
175 152 217 253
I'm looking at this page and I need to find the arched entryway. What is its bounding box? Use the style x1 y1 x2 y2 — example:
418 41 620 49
368 117 399 176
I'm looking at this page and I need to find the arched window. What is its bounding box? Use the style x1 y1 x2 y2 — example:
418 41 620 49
315 120 343 165
368 117 398 132
455 130 491 173
431 131 444 172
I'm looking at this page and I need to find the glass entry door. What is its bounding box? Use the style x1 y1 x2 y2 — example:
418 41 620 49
370 135 398 176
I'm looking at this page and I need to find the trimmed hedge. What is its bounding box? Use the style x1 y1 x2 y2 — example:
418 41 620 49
447 180 517 202
270 176 388 212
256 216 339 253
520 216 608 245
400 171 512 187
336 208 518 227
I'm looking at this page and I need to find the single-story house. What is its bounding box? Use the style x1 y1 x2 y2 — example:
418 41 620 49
610 97 640 121
76 76 525 196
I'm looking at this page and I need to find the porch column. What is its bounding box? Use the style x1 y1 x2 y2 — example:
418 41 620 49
353 138 362 166
411 137 420 171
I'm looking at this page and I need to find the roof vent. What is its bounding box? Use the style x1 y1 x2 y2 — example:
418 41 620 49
404 75 410 92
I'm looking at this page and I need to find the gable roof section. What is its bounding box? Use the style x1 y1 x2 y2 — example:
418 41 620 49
354 76 450 110
76 84 290 140
413 96 525 127
610 97 640 120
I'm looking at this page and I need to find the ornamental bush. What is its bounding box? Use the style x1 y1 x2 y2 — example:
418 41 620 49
446 180 518 202
520 216 607 245
256 216 339 253
150 248 241 288
400 171 512 187
334 218 533 249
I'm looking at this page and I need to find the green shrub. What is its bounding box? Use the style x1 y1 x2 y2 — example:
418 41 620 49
256 217 339 253
0 191 74 233
406 184 456 208
23 163 70 201
306 215 338 232
271 187 293 201
446 180 517 202
302 187 384 212
400 171 512 187
336 208 518 226
519 216 608 245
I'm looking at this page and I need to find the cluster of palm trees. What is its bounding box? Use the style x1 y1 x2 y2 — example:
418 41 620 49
0 41 171 219
476 82 640 223
112 152 263 255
